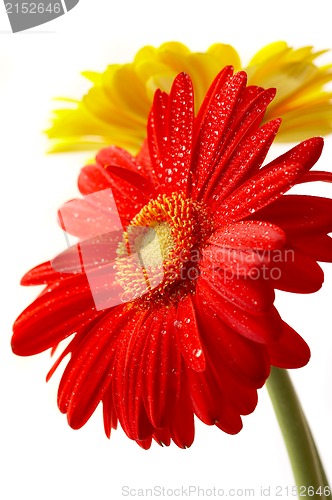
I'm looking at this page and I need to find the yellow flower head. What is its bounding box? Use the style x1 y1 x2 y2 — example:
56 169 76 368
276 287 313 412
47 41 332 154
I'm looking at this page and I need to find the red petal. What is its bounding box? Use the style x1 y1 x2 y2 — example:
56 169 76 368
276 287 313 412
262 137 323 173
104 164 153 203
46 312 109 382
214 161 306 225
199 261 275 313
135 139 153 180
168 73 194 193
21 261 65 286
175 295 206 372
193 66 234 146
300 170 332 184
185 362 243 433
195 88 276 200
206 119 281 204
151 428 171 447
196 277 283 343
194 292 270 386
58 190 124 239
112 312 154 441
58 306 135 430
78 146 146 196
254 195 332 236
192 70 247 195
208 221 285 251
148 74 194 195
147 90 169 185
47 335 80 383
12 275 99 355
78 154 152 229
78 165 111 195
137 438 153 450
292 234 332 262
141 307 182 429
168 382 195 448
229 85 265 121
267 322 310 368
51 232 122 275
107 165 154 195
271 248 324 293
202 244 270 277
96 146 140 173
102 384 118 439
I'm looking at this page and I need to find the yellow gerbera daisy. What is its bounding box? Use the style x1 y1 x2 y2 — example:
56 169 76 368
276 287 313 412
46 41 332 154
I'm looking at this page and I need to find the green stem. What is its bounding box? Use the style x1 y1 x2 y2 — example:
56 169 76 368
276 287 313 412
266 367 331 499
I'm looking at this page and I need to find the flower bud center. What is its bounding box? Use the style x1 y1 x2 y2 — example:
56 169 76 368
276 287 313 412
115 192 213 307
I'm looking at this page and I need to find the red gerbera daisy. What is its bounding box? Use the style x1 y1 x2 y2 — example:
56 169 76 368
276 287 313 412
12 66 332 449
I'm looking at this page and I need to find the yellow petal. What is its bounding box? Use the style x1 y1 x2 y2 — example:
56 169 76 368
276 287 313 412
47 40 332 155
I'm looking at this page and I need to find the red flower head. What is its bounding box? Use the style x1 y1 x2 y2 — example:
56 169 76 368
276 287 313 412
12 67 332 449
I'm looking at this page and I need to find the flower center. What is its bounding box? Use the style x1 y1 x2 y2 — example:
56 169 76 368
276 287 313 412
115 192 213 308
139 222 174 268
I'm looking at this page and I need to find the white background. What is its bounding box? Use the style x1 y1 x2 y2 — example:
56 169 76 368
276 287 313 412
1 1 332 499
